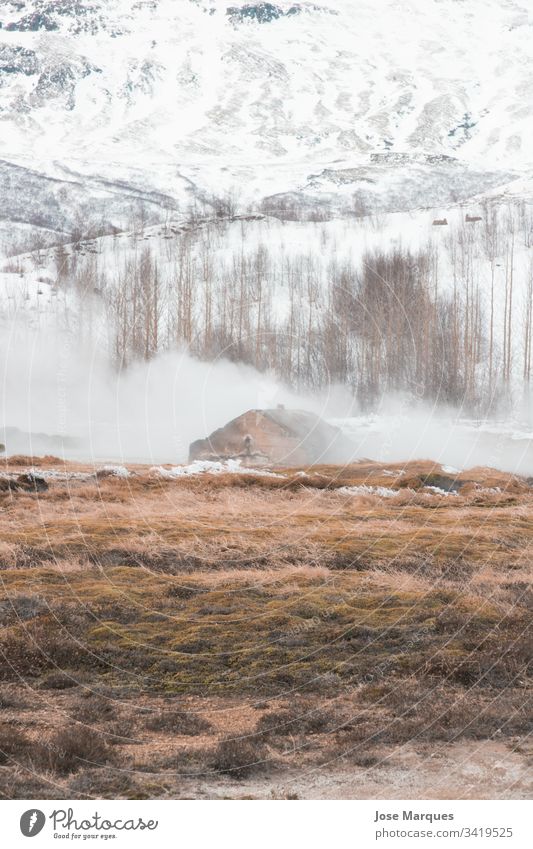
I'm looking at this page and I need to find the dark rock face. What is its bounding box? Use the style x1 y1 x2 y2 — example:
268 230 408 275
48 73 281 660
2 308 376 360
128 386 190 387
189 408 355 466
0 45 39 76
227 4 282 23
226 4 302 24
420 473 463 493
30 60 100 110
35 64 77 99
17 473 49 492
0 4 112 123
51 1 108 35
0 473 49 493
0 4 107 111
5 12 59 31
2 2 110 36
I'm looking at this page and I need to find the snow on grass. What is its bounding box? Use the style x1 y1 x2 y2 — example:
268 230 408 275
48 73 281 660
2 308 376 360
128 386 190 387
3 465 130 481
338 483 457 498
97 465 131 478
337 484 405 498
150 459 284 478
423 486 457 497
16 469 92 481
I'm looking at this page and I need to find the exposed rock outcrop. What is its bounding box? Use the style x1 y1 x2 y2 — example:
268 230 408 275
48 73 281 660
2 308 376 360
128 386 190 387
189 408 355 467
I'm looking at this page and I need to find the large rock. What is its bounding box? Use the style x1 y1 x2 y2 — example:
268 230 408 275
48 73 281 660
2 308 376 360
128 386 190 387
189 407 355 467
0 473 48 493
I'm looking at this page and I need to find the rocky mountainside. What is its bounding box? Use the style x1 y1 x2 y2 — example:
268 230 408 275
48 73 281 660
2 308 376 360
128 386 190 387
0 0 532 233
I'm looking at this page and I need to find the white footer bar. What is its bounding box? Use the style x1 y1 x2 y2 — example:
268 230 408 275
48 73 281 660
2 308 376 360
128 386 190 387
4 799 530 848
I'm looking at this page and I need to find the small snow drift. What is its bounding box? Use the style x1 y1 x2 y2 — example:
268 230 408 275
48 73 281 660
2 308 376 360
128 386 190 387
189 408 355 467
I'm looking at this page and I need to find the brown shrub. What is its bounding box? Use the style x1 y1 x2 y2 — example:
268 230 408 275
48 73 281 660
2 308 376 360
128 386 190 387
210 735 269 779
256 704 336 739
71 694 116 723
69 768 149 800
339 739 382 767
0 767 63 800
144 709 212 736
427 635 531 688
40 671 79 690
0 615 98 680
101 720 137 745
0 594 47 623
357 678 531 742
37 726 113 775
0 691 28 710
0 724 32 764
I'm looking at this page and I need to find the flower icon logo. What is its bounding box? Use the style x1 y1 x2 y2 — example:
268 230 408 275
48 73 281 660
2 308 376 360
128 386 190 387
20 810 46 837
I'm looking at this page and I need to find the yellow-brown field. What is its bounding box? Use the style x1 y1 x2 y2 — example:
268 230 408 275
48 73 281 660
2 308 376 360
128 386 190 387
0 458 531 799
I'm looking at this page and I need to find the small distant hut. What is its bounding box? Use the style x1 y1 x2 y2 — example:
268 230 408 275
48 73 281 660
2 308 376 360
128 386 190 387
189 408 355 467
432 218 448 226
465 214 483 223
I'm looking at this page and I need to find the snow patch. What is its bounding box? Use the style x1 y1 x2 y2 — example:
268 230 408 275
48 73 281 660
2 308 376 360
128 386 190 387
150 459 284 478
423 485 457 497
337 485 404 498
98 465 131 478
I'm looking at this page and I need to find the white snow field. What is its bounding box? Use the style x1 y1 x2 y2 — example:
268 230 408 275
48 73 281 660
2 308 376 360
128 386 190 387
1 1 533 473
0 0 532 231
1 201 533 473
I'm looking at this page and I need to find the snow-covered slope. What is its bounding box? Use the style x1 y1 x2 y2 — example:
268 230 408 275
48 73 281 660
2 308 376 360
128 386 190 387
0 0 532 231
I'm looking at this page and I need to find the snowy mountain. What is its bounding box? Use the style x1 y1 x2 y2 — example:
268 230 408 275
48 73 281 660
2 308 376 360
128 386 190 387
0 0 532 233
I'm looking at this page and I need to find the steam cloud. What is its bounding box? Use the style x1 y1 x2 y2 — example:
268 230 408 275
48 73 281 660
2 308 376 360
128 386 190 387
2 319 533 473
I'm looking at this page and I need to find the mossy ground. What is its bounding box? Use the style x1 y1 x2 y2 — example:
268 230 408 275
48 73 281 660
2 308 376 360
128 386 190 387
0 458 530 798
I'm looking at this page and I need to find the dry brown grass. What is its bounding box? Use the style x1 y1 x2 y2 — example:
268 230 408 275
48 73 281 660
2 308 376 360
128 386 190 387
209 735 270 779
0 459 530 798
2 465 532 574
3 455 64 468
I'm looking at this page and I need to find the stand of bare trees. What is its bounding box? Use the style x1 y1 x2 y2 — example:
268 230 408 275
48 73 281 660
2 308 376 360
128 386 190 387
108 248 162 367
5 198 533 414
98 234 488 409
